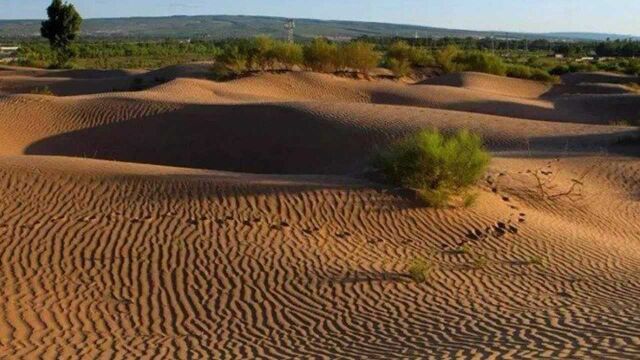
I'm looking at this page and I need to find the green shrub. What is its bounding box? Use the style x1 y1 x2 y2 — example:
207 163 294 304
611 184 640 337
455 51 507 76
385 41 436 77
248 35 275 70
568 62 596 73
622 59 640 75
529 68 556 83
506 64 556 82
218 45 248 74
374 129 491 207
385 41 414 77
506 64 533 79
303 38 339 72
267 42 303 70
435 45 460 73
338 41 381 75
407 257 435 283
550 65 571 76
463 192 480 208
386 58 412 77
409 47 435 68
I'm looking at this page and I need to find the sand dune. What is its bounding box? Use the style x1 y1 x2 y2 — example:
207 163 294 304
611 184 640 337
4 69 640 127
0 66 639 358
561 71 640 86
0 155 638 358
0 92 632 172
419 71 551 98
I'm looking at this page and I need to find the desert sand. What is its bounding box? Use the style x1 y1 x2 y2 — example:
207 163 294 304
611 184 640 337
0 65 639 358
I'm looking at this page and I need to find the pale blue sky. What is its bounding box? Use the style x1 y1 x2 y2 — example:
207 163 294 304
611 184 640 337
3 0 639 35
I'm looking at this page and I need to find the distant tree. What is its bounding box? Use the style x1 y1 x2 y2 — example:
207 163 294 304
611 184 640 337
385 41 414 77
40 0 83 67
338 41 381 75
267 42 304 70
304 38 339 73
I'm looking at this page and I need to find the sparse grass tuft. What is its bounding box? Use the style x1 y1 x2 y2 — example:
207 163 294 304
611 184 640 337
407 257 435 283
527 255 546 267
29 86 54 96
374 129 491 207
470 254 489 269
451 244 473 255
463 192 480 208
609 119 638 126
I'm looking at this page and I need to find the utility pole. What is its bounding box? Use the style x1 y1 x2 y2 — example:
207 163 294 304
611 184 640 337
284 19 295 43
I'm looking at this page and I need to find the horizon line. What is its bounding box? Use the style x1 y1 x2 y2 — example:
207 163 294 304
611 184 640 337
1 13 638 38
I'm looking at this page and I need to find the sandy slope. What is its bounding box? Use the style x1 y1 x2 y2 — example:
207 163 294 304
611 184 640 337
0 67 639 358
0 155 638 358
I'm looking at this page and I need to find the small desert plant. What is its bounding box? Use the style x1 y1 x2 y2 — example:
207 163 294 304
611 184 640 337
470 254 489 269
451 244 472 255
407 257 435 283
609 119 632 126
374 129 491 207
304 38 339 73
338 41 381 75
463 192 480 208
527 255 545 267
29 86 54 95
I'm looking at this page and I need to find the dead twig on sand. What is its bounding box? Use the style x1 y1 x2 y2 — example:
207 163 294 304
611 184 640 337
527 160 597 203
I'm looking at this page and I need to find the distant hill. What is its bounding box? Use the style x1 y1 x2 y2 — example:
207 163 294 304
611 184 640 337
0 15 638 41
544 32 640 41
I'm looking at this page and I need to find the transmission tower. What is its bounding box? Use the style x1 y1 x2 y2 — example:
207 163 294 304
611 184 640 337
284 19 295 43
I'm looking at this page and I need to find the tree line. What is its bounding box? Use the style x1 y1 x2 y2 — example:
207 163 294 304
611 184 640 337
21 0 640 81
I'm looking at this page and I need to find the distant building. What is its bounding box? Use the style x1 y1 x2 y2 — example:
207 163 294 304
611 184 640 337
0 46 19 63
0 46 20 53
576 57 595 62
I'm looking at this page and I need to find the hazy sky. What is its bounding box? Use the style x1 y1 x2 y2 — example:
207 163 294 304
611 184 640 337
3 0 639 35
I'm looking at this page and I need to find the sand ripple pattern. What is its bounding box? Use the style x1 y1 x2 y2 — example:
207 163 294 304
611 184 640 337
0 156 638 358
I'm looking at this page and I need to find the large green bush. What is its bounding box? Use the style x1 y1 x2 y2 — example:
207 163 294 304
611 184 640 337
218 44 248 74
384 41 436 77
338 41 381 75
506 64 556 83
248 36 275 70
303 38 339 72
374 129 491 207
385 41 414 77
435 45 461 73
455 51 507 76
267 42 304 70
